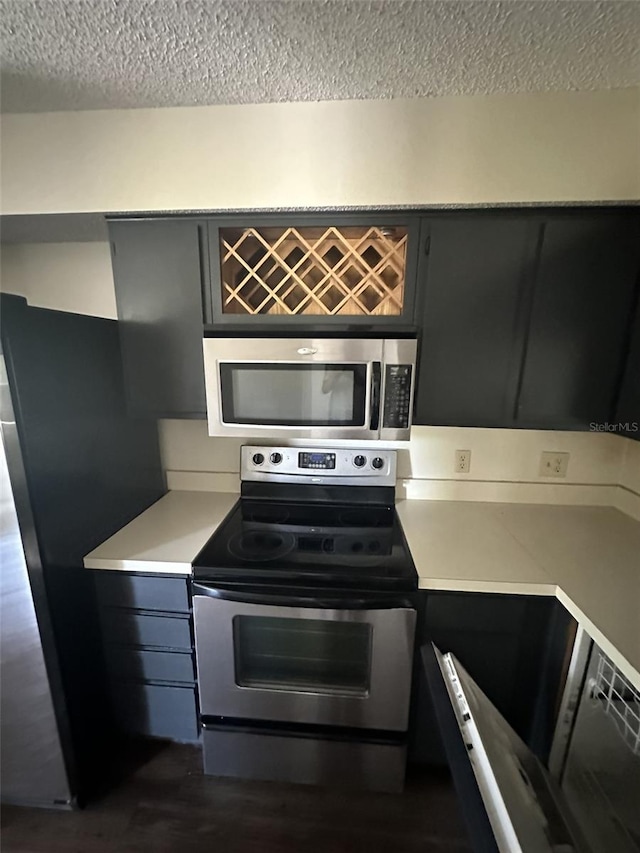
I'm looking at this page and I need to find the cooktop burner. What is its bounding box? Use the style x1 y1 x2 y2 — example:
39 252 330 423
227 530 296 562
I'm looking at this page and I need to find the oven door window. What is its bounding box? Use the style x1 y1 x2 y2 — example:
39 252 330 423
219 363 367 427
233 615 372 696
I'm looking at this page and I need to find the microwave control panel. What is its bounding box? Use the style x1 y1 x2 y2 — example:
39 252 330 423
382 365 413 430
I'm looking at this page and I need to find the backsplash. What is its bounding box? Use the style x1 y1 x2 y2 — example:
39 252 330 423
621 438 640 495
158 419 635 497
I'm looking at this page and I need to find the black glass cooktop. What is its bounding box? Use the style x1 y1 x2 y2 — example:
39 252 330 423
192 498 417 591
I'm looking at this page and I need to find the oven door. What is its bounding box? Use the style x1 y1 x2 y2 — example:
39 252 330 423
193 584 416 732
203 336 383 439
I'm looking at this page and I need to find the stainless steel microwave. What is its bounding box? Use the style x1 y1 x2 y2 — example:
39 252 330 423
202 333 417 440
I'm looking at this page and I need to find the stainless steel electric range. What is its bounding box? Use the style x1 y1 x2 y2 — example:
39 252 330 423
191 445 417 793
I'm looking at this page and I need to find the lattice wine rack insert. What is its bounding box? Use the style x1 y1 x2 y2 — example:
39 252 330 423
219 225 408 316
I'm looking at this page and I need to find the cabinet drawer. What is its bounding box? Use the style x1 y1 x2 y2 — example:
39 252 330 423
100 609 192 650
94 573 190 613
105 647 195 683
110 682 199 742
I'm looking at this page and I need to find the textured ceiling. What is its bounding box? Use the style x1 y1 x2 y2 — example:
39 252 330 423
0 1 639 113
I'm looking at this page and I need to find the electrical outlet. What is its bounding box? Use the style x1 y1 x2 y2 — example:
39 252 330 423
539 451 569 478
455 450 471 474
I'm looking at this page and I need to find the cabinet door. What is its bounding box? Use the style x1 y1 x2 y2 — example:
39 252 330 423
208 215 420 326
516 213 640 428
410 592 571 766
109 219 208 417
616 299 640 439
414 216 537 426
423 593 546 733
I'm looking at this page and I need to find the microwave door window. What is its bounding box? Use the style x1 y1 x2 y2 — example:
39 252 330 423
220 364 367 427
322 371 357 421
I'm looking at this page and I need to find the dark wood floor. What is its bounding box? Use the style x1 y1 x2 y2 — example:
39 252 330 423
1 742 470 852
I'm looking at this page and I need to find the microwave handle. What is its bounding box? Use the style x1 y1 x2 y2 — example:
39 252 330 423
369 362 382 431
192 583 413 612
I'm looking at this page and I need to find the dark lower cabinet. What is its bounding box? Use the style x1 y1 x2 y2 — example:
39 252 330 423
93 572 199 743
105 647 196 683
99 610 193 651
109 218 209 418
110 683 199 743
409 591 576 766
94 572 191 612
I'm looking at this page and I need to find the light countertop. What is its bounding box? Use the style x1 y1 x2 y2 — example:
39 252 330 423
397 499 640 690
84 489 640 690
83 490 237 574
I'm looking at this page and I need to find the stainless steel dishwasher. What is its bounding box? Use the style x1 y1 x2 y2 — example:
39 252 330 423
557 635 640 852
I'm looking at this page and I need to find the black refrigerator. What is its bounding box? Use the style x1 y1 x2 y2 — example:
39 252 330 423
0 294 166 807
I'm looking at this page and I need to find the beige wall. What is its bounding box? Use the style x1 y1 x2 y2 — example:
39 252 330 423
621 438 640 495
397 426 624 485
1 88 639 215
158 419 627 488
0 242 116 318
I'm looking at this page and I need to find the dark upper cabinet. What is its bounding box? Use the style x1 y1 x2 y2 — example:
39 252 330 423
414 215 538 426
108 210 639 428
207 215 421 326
616 297 640 439
109 219 209 418
516 213 640 429
414 210 640 430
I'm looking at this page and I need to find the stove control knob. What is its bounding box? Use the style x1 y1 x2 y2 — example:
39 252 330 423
372 456 385 470
270 452 283 465
353 455 367 468
252 452 265 466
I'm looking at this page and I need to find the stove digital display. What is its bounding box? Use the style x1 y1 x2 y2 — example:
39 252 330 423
298 452 336 470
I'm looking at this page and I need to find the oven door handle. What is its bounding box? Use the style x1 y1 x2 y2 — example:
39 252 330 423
192 582 413 611
369 361 381 431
